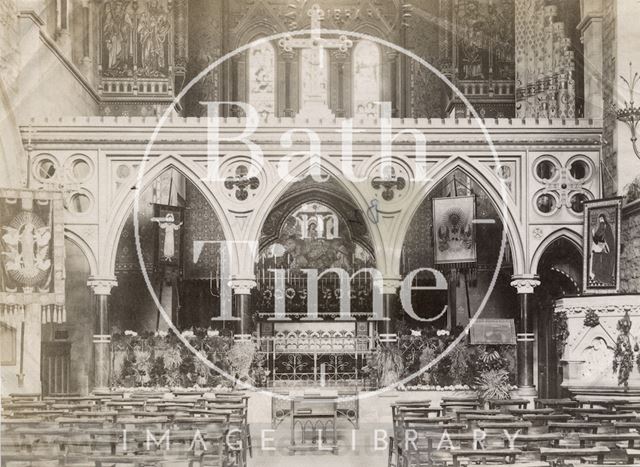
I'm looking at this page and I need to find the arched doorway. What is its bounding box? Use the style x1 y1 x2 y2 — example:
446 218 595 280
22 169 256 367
254 174 376 386
534 236 582 398
111 167 226 333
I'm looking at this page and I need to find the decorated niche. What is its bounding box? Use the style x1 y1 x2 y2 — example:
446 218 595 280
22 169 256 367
99 0 174 99
255 196 376 319
247 40 276 118
257 201 374 276
353 40 381 118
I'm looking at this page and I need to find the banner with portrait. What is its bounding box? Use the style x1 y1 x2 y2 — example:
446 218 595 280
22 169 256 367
432 195 477 266
583 197 622 294
0 189 66 323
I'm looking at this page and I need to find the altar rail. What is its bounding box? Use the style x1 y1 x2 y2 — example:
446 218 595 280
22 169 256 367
255 334 374 387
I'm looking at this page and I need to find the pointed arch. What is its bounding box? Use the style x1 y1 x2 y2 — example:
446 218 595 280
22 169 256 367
394 155 526 277
530 227 582 275
245 159 387 274
103 154 235 277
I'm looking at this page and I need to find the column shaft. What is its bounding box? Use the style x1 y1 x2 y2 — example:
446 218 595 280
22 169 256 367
93 294 110 390
516 292 535 389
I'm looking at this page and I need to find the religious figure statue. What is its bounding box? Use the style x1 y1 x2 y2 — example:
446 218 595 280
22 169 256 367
590 213 616 285
151 213 182 261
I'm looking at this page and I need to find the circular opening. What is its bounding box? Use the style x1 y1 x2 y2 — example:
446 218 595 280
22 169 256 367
71 159 91 180
69 193 91 214
569 192 589 213
36 159 57 180
535 160 557 181
569 159 590 181
536 193 557 214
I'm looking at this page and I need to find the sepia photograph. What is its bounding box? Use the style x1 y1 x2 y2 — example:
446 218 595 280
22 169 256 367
2 1 640 466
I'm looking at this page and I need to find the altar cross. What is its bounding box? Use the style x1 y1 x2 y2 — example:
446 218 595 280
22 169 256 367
278 4 353 69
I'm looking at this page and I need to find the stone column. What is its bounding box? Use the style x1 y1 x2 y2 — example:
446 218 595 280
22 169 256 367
378 279 401 345
577 0 603 118
510 275 540 396
87 277 117 390
230 279 256 340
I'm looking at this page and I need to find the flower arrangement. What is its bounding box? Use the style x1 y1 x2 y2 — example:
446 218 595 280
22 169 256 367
583 309 600 328
613 312 637 388
111 328 265 389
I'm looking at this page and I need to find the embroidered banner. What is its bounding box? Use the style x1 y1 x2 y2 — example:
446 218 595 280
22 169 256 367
0 189 65 322
432 195 477 265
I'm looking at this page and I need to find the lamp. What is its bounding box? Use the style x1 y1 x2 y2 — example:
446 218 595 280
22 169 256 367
615 62 640 160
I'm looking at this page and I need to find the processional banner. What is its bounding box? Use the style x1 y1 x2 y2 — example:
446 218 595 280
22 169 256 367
432 195 477 266
0 189 66 324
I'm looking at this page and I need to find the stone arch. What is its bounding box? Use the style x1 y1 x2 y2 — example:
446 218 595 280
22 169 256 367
530 227 582 275
103 154 235 277
64 229 98 277
394 155 526 277
245 159 387 274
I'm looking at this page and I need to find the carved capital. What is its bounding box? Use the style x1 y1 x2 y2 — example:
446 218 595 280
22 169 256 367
230 279 257 295
510 275 541 294
382 278 402 294
87 277 118 295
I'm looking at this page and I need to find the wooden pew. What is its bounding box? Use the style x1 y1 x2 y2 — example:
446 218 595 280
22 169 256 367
547 421 601 434
578 432 640 449
487 399 530 411
539 446 609 464
477 421 532 435
451 448 522 467
534 398 578 409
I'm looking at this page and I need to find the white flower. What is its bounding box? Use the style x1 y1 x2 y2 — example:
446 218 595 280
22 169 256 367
124 330 138 337
181 330 195 338
410 329 422 337
155 330 167 338
207 329 219 337
436 329 450 337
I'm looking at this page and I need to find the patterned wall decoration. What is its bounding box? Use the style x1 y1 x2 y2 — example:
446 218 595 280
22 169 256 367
99 0 175 106
182 182 225 280
515 0 576 118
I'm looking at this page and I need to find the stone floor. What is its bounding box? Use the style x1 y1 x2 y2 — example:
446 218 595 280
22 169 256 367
244 389 472 467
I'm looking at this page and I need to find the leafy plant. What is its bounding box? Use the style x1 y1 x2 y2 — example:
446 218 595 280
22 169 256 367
613 312 635 388
624 175 640 203
553 311 569 359
372 345 404 387
228 341 257 382
475 369 511 401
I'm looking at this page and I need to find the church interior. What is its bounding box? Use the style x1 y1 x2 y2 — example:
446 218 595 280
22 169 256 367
2 0 640 465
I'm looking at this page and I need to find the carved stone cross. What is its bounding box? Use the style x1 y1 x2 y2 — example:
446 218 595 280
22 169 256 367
278 4 353 68
278 4 353 118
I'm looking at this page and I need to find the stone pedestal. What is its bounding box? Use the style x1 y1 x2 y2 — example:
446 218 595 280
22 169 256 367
555 294 640 394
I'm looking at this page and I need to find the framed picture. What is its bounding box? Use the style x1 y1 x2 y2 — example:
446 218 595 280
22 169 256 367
582 197 622 294
470 319 516 345
433 195 477 265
